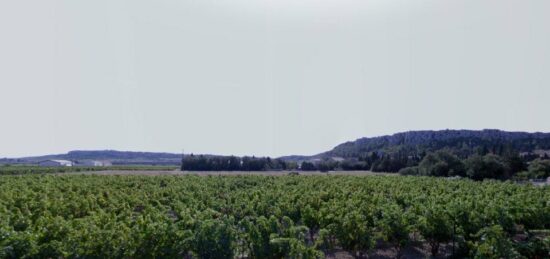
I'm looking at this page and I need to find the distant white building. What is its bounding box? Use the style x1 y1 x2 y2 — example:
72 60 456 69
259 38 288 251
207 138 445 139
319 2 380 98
331 157 345 162
38 160 73 167
76 160 112 167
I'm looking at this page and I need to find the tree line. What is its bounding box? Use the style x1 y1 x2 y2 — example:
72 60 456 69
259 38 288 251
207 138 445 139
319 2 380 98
181 155 294 171
397 151 550 180
182 151 550 181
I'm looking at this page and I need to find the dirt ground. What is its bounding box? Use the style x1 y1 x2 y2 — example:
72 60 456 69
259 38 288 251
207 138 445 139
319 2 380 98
326 242 454 259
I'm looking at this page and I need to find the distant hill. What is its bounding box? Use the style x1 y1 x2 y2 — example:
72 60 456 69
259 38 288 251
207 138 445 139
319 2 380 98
282 129 550 162
4 129 550 170
10 150 183 166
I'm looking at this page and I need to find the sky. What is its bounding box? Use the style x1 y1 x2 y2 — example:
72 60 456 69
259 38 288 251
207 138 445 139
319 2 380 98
1 0 550 158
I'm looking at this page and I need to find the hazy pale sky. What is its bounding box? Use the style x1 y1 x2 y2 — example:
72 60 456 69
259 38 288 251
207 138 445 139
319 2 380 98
1 0 549 158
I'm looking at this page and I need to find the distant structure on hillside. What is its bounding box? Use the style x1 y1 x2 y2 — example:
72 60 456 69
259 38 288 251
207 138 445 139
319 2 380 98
76 160 112 167
38 160 73 167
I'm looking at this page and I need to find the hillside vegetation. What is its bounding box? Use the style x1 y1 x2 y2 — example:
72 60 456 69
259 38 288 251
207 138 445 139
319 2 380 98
323 129 550 159
182 130 550 181
4 130 550 181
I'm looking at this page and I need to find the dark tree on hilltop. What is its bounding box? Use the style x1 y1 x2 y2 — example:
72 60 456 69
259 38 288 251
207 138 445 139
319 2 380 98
300 162 316 171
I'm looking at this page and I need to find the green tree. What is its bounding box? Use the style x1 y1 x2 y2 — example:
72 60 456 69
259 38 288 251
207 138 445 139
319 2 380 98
301 162 317 171
527 159 550 179
417 151 465 177
465 154 509 180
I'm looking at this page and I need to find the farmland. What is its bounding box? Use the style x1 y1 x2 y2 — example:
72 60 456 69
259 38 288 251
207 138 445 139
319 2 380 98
0 165 179 176
65 170 392 177
0 174 548 258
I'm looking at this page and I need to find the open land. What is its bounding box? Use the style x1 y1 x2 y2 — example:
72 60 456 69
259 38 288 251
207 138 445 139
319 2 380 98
62 170 394 176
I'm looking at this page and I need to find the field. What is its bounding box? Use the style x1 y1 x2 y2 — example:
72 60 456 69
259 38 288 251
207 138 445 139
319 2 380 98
64 170 392 176
0 174 548 258
0 165 179 176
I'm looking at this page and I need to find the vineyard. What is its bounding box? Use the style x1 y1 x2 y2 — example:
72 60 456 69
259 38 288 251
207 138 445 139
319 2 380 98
0 175 548 258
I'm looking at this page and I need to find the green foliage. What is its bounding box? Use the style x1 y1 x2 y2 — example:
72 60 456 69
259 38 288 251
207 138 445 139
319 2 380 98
314 229 333 251
514 159 550 180
515 233 550 259
300 162 316 171
465 154 510 180
417 204 453 256
268 217 322 258
194 219 235 259
182 155 288 171
467 225 521 258
332 210 373 255
325 129 550 165
0 175 547 258
417 150 465 177
376 204 411 255
527 159 550 179
398 151 534 181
